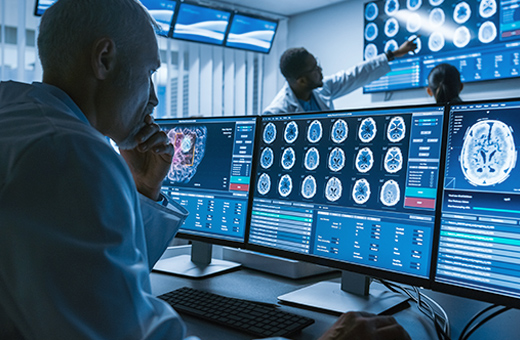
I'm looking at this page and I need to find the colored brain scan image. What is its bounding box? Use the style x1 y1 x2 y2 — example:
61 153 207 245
428 31 445 52
429 0 444 6
479 21 497 44
385 0 399 16
325 177 343 202
384 40 398 54
260 147 274 169
365 2 379 21
331 119 348 144
479 0 497 19
408 34 422 54
257 173 271 195
407 13 422 33
359 117 377 143
328 147 346 172
167 126 207 184
281 147 296 170
284 121 299 144
301 175 317 199
263 122 276 144
304 147 320 171
380 179 400 206
454 2 471 24
352 178 371 204
365 44 378 60
407 0 422 11
356 147 374 173
384 17 399 38
460 120 517 186
278 174 293 197
387 116 406 143
429 8 445 28
365 23 378 41
307 120 323 143
384 147 403 173
454 26 471 48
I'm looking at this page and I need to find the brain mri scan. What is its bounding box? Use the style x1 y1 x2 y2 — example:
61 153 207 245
281 147 296 170
301 175 317 199
168 126 207 184
260 147 274 169
408 34 422 54
428 31 445 52
257 173 271 195
356 147 374 173
331 119 348 144
387 116 406 143
479 21 497 44
380 179 400 207
284 121 299 144
385 0 399 16
460 119 517 186
429 0 444 6
304 147 320 171
407 13 422 33
429 8 445 27
352 178 371 204
385 17 399 38
278 174 293 197
359 117 377 143
385 40 399 54
307 120 323 143
263 123 277 144
365 22 378 41
454 26 471 48
328 147 346 172
325 177 343 202
407 0 422 11
365 2 378 21
479 0 497 19
384 147 404 173
454 2 471 24
365 44 378 60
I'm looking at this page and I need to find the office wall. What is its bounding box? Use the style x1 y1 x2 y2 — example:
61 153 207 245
283 0 520 110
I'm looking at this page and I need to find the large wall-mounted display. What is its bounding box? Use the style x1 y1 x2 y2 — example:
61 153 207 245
363 0 520 93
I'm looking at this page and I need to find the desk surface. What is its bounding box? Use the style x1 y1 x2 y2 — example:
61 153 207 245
150 265 520 340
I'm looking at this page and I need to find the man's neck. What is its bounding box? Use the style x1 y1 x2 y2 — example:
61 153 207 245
291 85 312 102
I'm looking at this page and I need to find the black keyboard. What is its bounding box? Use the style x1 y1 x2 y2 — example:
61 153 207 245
158 287 315 338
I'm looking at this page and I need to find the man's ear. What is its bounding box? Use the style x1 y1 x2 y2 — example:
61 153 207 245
91 37 116 80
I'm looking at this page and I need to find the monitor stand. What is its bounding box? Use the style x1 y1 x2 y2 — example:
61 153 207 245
278 271 409 315
153 241 241 278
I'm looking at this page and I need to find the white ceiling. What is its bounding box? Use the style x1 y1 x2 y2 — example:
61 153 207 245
215 0 347 18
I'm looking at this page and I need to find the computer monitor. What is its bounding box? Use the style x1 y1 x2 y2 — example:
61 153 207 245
140 0 177 37
153 115 258 277
171 2 231 45
433 99 520 309
34 0 57 16
224 13 278 54
248 105 447 313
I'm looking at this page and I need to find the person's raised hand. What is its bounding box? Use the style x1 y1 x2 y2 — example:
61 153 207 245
393 37 419 58
318 311 411 340
120 115 173 200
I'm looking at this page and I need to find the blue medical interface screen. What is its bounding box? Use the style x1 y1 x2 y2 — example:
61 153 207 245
225 14 278 53
363 0 520 93
140 0 176 37
250 106 445 279
159 117 257 242
435 100 520 300
34 0 56 16
172 3 231 45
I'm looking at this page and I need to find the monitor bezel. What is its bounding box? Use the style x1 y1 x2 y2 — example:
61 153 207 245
430 97 520 309
223 11 279 54
245 103 450 289
157 115 260 249
33 0 56 16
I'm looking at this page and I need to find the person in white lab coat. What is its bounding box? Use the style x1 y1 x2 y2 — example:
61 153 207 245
263 40 417 115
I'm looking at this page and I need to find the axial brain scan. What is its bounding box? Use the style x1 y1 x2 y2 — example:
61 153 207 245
460 119 517 186
365 2 378 21
284 121 299 143
387 116 406 142
384 147 403 173
356 147 374 173
479 21 497 44
454 26 471 48
454 2 471 24
260 147 274 169
167 126 207 184
407 0 422 11
263 123 277 144
429 8 445 27
384 40 398 54
278 174 293 197
331 119 348 144
301 175 317 199
257 173 271 195
365 44 378 61
385 0 399 16
328 147 346 172
307 120 323 143
281 147 296 170
365 23 378 41
353 178 371 204
359 117 377 143
428 31 445 52
380 179 400 206
407 13 422 33
325 177 343 202
479 0 497 19
304 147 320 171
384 17 399 38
